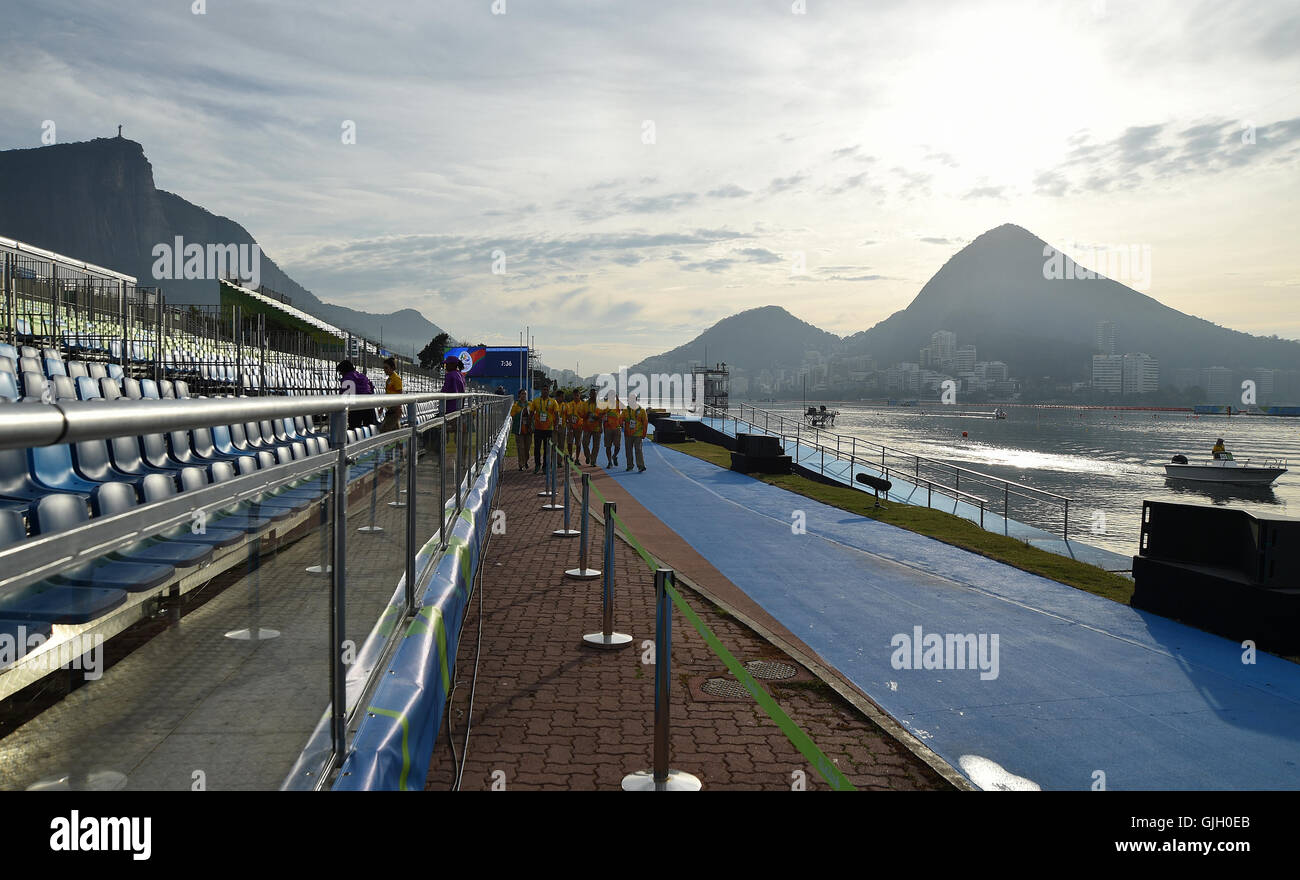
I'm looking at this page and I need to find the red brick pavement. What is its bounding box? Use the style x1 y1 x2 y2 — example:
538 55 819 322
426 459 952 791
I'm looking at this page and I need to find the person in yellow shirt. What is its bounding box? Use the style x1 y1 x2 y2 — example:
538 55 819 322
529 384 561 475
582 388 602 466
509 389 531 471
380 357 404 432
602 395 623 468
566 389 584 461
622 395 648 472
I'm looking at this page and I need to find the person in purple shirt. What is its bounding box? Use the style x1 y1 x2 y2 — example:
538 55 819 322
441 356 467 410
337 360 377 429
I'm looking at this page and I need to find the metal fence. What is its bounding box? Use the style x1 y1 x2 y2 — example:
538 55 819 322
0 391 510 791
698 402 1073 540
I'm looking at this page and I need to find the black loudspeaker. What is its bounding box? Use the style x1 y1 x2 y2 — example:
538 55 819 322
730 433 791 474
1132 500 1300 652
652 418 688 443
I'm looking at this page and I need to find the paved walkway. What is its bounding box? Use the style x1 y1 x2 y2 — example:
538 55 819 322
425 460 950 791
594 439 1300 791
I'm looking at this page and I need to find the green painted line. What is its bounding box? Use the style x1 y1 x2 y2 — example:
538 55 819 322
583 477 857 791
406 605 451 693
367 706 412 790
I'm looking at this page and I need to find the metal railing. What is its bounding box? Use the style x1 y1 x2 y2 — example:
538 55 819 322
0 390 510 790
695 402 1073 540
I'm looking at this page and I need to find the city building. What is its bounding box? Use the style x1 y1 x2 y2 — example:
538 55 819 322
1095 320 1117 355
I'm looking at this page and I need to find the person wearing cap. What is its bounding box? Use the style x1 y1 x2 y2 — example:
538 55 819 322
529 383 561 475
380 357 403 432
1211 437 1228 459
602 394 623 468
622 395 648 472
509 389 532 470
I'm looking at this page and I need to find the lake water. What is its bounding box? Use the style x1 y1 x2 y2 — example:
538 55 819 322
734 401 1299 557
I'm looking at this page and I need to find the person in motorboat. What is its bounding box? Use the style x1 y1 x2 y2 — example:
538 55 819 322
1211 438 1230 460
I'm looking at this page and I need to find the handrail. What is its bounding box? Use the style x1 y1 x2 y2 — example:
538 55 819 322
697 401 1074 539
0 391 505 451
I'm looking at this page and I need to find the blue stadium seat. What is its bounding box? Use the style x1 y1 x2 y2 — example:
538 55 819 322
43 357 67 379
0 447 88 506
140 379 160 399
74 376 100 401
21 371 47 400
175 467 274 533
107 435 182 483
136 474 245 548
0 372 17 403
0 343 16 363
47 488 212 569
28 442 107 496
121 377 142 399
51 375 78 401
106 364 124 381
28 497 174 595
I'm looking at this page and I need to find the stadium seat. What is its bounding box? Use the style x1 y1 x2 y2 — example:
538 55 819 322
0 447 88 506
32 495 175 593
0 372 17 403
122 377 142 399
99 377 123 400
43 357 67 379
51 375 78 401
175 467 274 533
49 488 213 569
20 371 48 401
135 474 245 548
87 362 108 380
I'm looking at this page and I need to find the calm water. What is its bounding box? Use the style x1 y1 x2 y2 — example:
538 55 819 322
734 402 1300 556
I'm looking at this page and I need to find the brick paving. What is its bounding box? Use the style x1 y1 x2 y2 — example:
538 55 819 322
427 457 952 791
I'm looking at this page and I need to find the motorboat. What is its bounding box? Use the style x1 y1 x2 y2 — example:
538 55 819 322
994 408 1008 420
1163 453 1288 486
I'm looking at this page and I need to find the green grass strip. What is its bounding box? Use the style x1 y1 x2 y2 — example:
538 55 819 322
583 477 857 791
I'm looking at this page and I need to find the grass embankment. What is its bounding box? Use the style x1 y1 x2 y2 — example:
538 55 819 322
665 436 1135 605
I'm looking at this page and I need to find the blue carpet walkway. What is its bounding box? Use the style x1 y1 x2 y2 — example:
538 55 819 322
597 441 1300 790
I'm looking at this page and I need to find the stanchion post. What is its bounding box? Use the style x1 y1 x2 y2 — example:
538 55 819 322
582 501 631 648
552 454 580 537
622 568 701 791
564 472 600 579
357 446 383 533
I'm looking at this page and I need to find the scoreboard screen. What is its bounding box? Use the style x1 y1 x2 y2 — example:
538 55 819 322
444 346 527 378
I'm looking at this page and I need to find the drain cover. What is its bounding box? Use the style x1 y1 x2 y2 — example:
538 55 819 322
744 660 798 680
700 677 752 699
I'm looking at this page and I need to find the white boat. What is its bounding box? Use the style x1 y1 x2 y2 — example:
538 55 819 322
1163 454 1288 486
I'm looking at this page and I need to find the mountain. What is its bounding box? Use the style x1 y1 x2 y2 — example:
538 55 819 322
842 223 1300 378
0 137 445 356
627 305 843 376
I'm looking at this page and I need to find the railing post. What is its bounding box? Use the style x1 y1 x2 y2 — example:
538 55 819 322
328 409 348 758
583 501 632 649
1064 499 1070 541
565 473 601 579
440 409 449 550
542 439 562 509
622 568 701 791
405 401 418 614
1004 485 1009 535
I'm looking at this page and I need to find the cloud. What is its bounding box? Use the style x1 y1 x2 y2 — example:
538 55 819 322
768 174 806 193
706 183 751 198
961 185 1006 200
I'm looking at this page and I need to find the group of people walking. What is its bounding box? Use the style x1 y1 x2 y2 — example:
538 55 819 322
510 385 649 474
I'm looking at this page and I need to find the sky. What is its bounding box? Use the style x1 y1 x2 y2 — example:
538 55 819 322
2 0 1298 374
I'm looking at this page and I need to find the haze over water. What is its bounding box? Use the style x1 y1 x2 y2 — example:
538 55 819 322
742 402 1300 557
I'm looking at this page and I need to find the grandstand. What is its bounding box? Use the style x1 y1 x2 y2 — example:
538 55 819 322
0 237 510 790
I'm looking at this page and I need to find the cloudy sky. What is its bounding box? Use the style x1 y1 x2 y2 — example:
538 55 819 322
2 0 1298 372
